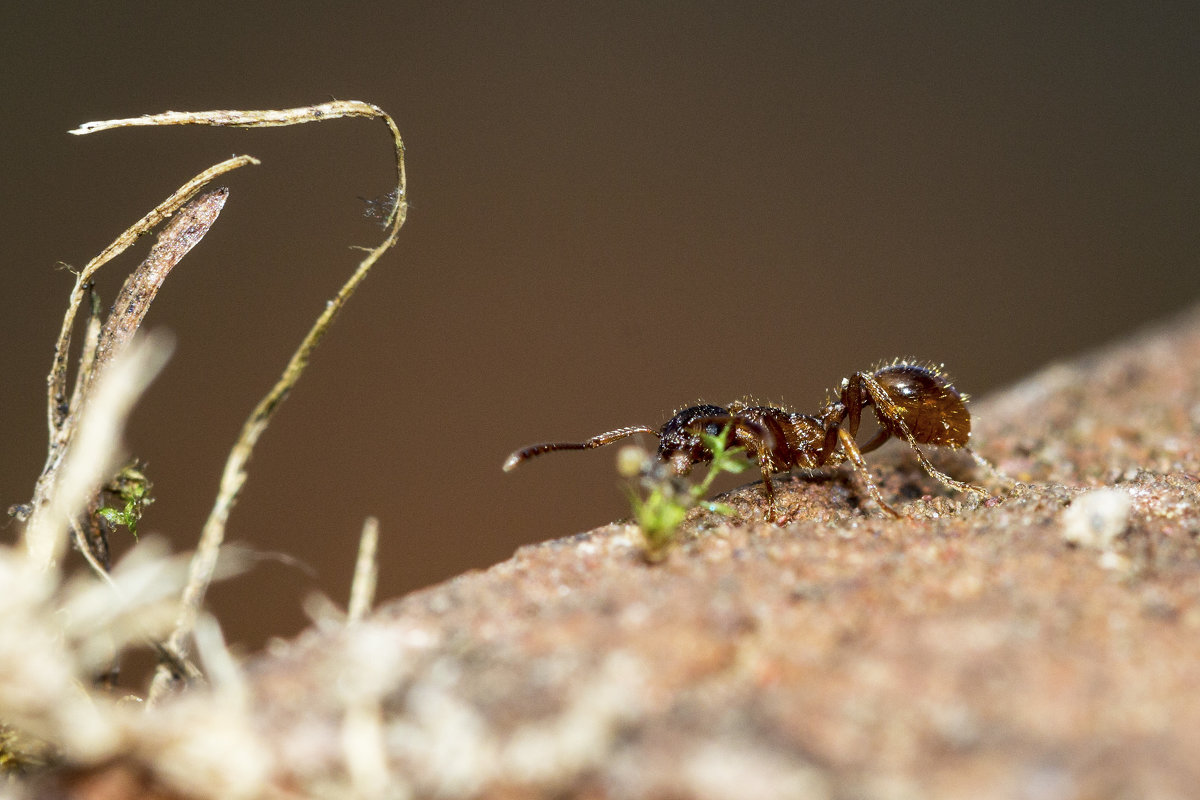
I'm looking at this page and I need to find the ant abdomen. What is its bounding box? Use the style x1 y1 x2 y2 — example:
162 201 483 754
865 364 971 448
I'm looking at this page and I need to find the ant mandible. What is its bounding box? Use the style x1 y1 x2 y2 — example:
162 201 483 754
503 361 992 519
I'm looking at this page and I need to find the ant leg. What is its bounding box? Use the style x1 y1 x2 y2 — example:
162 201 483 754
965 447 1016 489
857 375 988 499
912 447 988 497
756 457 779 521
725 416 780 519
856 428 890 455
836 428 901 518
727 417 781 521
692 413 783 521
503 425 658 471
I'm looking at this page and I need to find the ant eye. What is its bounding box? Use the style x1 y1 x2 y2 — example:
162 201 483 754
704 423 722 437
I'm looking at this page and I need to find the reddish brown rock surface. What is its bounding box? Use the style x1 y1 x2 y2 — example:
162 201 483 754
50 306 1200 799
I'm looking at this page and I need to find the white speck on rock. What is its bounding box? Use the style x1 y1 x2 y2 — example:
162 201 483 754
1061 489 1132 550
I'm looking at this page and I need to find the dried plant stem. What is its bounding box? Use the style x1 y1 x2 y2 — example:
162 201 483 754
70 101 406 227
70 519 115 586
25 336 174 568
348 517 380 624
342 699 390 799
111 101 409 701
67 288 104 424
45 156 257 439
89 189 229 391
28 160 251 567
27 187 231 571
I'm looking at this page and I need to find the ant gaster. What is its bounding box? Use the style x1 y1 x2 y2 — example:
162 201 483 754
503 361 991 519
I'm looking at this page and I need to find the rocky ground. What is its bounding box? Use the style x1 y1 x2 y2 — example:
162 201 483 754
47 304 1200 799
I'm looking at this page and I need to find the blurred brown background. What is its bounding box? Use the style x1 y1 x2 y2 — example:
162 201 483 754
2 4 1198 656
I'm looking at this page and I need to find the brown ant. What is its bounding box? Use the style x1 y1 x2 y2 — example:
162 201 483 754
503 361 992 519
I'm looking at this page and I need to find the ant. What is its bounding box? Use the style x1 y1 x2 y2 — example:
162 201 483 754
503 361 993 519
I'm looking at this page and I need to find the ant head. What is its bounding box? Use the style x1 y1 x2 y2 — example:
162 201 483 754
655 404 728 474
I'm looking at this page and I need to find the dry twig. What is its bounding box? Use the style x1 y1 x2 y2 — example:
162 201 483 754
348 517 380 624
73 101 409 701
24 336 174 568
45 157 257 439
89 190 228 386
26 186 235 572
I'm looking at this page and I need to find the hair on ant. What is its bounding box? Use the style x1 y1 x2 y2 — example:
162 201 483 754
504 360 994 519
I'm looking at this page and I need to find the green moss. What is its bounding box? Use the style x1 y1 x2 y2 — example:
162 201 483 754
629 426 748 559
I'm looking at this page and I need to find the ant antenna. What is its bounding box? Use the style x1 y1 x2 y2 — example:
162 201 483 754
503 425 658 471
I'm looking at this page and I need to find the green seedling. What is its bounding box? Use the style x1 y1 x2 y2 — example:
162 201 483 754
626 426 749 559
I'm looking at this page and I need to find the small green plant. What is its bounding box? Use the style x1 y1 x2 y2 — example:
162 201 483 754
96 461 154 539
621 427 749 558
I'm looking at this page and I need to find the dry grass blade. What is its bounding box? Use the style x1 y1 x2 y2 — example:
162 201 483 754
69 101 406 227
348 517 380 624
45 156 258 438
28 187 232 572
68 289 104 423
96 101 410 701
89 189 228 389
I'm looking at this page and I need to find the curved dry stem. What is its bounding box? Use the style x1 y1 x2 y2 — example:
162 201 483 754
114 101 410 702
70 101 406 228
30 184 235 573
89 189 229 391
46 156 259 438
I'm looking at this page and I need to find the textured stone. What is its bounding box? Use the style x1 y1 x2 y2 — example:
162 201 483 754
53 306 1200 799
